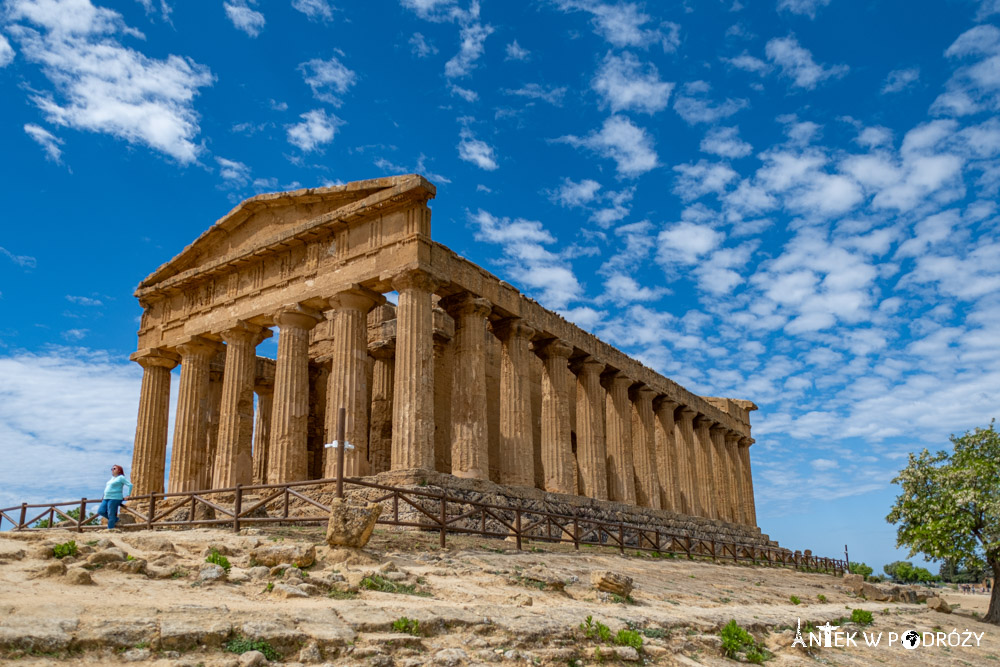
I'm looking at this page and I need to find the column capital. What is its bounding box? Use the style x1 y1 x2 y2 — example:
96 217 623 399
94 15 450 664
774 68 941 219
326 287 384 314
601 370 632 391
439 292 492 318
654 397 679 413
273 304 322 330
709 423 728 435
572 355 605 377
254 382 274 397
494 318 535 341
130 347 180 370
724 431 742 444
739 437 755 447
693 415 716 428
220 321 271 346
630 385 657 402
537 339 573 360
391 268 441 293
677 406 697 420
175 336 222 358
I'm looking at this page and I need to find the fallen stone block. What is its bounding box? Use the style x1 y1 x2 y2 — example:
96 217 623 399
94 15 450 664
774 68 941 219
591 571 634 597
250 543 316 568
927 596 952 614
326 498 382 548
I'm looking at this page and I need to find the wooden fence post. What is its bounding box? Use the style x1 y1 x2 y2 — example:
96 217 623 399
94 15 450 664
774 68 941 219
147 494 156 530
77 498 86 533
233 484 243 534
439 494 447 549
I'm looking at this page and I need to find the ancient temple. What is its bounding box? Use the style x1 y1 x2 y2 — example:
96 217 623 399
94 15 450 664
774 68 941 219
129 175 759 527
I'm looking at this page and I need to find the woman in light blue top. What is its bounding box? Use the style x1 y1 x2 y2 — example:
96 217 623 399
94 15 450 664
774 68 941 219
97 464 132 530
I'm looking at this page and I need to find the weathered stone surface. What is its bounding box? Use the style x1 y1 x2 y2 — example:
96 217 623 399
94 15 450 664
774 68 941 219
842 573 864 593
272 582 309 598
199 563 227 581
33 560 67 578
86 547 127 565
250 544 316 567
861 582 891 601
65 568 94 585
325 498 382 548
238 650 268 667
927 596 952 613
590 571 634 597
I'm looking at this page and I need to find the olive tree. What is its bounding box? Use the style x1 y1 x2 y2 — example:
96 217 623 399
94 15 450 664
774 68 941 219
886 422 1000 625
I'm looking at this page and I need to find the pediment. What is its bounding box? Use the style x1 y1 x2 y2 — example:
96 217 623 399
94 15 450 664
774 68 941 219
137 174 434 293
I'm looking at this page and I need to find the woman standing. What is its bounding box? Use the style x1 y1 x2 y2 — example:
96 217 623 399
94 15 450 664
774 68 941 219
97 464 132 530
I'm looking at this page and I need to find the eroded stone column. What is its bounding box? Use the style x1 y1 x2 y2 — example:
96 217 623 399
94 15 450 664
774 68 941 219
539 340 574 495
725 432 745 525
432 314 453 475
574 357 608 500
268 306 321 483
323 290 380 478
710 424 732 522
675 408 700 517
496 319 536 487
368 341 395 474
391 270 439 471
169 337 219 493
214 323 269 488
441 293 492 480
130 348 180 496
693 416 718 520
603 372 636 505
252 383 273 484
630 386 660 509
739 437 758 526
653 398 681 513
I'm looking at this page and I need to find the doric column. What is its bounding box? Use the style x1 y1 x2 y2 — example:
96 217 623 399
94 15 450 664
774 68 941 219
539 340 574 495
390 269 439 471
440 293 492 480
603 371 636 505
630 386 660 509
725 432 745 524
432 312 453 474
198 364 224 490
268 306 321 483
323 290 381 478
574 357 608 500
675 407 700 517
739 437 758 526
169 337 219 493
130 348 180 496
496 318 536 487
653 398 681 512
368 340 395 474
710 425 732 522
214 323 270 488
693 416 718 520
252 383 274 484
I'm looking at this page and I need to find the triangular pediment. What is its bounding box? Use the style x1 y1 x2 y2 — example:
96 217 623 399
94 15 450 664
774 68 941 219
138 174 434 292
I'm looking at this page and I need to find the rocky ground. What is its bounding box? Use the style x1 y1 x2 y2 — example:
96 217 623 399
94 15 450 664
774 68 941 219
0 526 996 666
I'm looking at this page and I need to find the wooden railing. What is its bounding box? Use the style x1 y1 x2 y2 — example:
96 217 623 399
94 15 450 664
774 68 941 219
0 477 845 575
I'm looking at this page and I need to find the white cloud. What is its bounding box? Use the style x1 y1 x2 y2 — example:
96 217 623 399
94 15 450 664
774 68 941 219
66 295 102 306
7 0 214 164
503 83 566 105
23 123 63 162
931 25 1000 117
292 0 335 22
0 33 14 66
558 115 659 178
776 0 830 19
551 177 601 207
298 55 356 106
134 0 172 22
216 156 250 185
450 84 478 102
555 1 680 51
882 67 919 94
458 127 498 170
673 81 748 124
765 35 848 89
672 160 739 201
600 273 667 304
286 108 343 152
0 246 37 268
701 126 752 158
400 0 459 22
224 0 265 37
590 187 633 226
657 221 724 266
505 40 529 61
723 52 770 74
444 17 493 78
409 32 438 57
592 51 673 114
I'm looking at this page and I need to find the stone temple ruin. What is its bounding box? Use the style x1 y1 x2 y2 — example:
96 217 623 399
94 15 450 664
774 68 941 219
129 175 760 533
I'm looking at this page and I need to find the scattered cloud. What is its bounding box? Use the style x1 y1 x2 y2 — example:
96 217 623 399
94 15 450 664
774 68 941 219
450 84 478 102
673 160 739 201
286 109 343 152
224 0 265 37
882 67 920 94
701 126 752 159
776 0 830 19
444 11 493 78
409 32 438 57
592 51 673 114
66 295 103 306
766 35 848 89
216 157 250 185
503 83 567 105
673 81 748 124
0 33 14 66
0 247 37 268
550 177 602 207
298 55 357 106
292 0 335 22
458 126 498 170
723 51 770 75
931 24 1000 117
558 115 659 178
505 39 529 61
23 123 63 162
555 1 681 51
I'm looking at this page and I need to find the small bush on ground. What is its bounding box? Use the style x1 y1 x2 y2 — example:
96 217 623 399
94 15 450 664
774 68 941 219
360 574 431 597
848 562 874 580
720 620 772 663
580 616 612 642
790 595 801 605
53 541 78 559
614 629 643 651
224 636 281 661
817 594 827 602
205 549 231 572
392 617 421 635
850 609 874 625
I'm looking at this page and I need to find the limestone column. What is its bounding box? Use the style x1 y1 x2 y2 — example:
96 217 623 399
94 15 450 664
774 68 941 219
252 383 274 484
653 398 681 512
725 432 745 525
214 323 269 488
710 424 732 522
268 306 321 483
323 290 380 478
539 340 574 495
130 348 180 496
168 337 219 493
390 270 439 471
432 317 453 474
630 387 661 509
693 416 718 520
603 372 636 505
440 293 492 480
739 437 758 526
368 340 395 474
198 364 224 490
675 407 700 517
496 319 536 487
574 357 608 500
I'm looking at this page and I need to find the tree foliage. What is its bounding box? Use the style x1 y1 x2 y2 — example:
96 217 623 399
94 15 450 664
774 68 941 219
882 560 936 584
887 422 1000 624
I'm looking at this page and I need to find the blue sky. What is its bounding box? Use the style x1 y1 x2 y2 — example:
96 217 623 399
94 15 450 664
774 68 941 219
2 0 1000 573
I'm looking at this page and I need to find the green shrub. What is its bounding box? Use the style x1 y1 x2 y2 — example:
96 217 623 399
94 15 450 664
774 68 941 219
360 575 431 597
790 595 801 605
580 616 612 642
392 617 421 636
224 635 281 661
328 588 357 599
817 594 827 603
848 562 874 580
720 620 771 662
53 541 78 559
850 608 874 625
614 629 643 651
206 549 231 572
